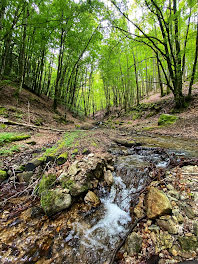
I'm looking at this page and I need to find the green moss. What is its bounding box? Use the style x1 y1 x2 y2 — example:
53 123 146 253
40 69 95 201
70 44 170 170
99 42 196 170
72 148 78 155
0 144 21 156
40 190 54 212
0 107 7 115
82 148 89 154
61 179 75 189
91 142 98 147
0 132 31 146
178 236 198 251
0 124 7 129
38 173 56 195
57 152 68 165
0 170 7 182
158 114 178 126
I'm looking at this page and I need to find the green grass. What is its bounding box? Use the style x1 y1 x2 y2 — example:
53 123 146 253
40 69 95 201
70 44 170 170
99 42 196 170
0 132 31 146
40 131 84 158
0 145 20 156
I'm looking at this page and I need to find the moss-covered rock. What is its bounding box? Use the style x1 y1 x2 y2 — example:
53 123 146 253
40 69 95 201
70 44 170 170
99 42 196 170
72 148 78 155
158 114 178 126
0 170 7 182
17 171 34 183
40 188 71 216
38 173 56 195
25 157 46 171
178 236 198 251
125 232 142 256
57 152 68 165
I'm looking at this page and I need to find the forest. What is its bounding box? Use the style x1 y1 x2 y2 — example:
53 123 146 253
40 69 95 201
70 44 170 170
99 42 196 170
1 0 197 114
0 0 198 264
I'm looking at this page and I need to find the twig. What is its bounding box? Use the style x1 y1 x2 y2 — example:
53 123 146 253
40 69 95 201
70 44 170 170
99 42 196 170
109 215 146 264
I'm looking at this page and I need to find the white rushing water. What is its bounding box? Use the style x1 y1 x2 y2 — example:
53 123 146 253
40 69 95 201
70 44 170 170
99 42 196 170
73 175 132 252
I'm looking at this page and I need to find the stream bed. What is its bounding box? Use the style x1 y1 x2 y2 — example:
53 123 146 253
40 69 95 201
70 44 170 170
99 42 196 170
0 134 198 264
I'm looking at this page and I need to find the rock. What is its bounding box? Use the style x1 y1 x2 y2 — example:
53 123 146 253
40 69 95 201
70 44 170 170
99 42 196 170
155 231 174 252
104 170 114 185
84 191 100 206
68 161 80 176
0 170 8 182
31 206 44 218
183 205 195 219
158 114 178 126
60 153 112 197
146 187 172 219
134 194 145 218
168 190 180 200
57 152 68 165
178 236 198 251
25 157 45 171
125 232 142 256
148 225 160 232
157 218 178 234
38 173 57 195
193 222 198 237
41 188 71 216
17 171 34 183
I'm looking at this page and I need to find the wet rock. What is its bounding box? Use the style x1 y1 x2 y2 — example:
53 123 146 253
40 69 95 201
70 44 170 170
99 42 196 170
41 188 71 216
0 170 8 182
157 217 178 234
125 232 142 256
146 187 172 219
134 194 145 218
104 170 114 185
158 114 178 126
60 153 112 196
84 191 100 206
178 236 198 251
17 171 34 183
57 152 68 165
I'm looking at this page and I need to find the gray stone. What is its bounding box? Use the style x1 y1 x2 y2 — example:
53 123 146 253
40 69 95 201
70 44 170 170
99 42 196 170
17 171 34 183
104 170 114 185
125 232 142 256
41 188 71 216
157 218 178 234
193 222 198 237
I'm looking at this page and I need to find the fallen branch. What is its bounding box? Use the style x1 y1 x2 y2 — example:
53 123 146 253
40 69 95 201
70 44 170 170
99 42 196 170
109 215 146 264
0 118 87 133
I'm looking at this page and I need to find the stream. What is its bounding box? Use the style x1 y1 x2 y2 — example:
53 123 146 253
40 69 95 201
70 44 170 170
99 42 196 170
1 134 198 264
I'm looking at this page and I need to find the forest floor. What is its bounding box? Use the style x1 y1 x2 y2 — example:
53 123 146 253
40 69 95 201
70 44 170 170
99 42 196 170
0 82 198 264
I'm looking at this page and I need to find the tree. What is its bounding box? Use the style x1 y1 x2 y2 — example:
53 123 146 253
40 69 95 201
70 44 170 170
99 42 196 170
111 0 197 108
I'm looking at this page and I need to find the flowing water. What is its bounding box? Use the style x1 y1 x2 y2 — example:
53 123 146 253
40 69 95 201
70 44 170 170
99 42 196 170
1 134 197 264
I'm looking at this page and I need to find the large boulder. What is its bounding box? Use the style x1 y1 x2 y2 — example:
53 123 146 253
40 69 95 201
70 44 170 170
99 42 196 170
146 187 172 219
40 188 72 216
158 114 178 126
60 153 113 196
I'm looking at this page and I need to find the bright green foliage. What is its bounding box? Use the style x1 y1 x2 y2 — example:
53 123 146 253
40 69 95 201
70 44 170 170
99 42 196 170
0 133 31 146
158 114 179 126
0 144 20 156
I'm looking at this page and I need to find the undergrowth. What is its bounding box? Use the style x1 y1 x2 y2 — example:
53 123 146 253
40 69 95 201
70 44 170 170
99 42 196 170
0 132 31 146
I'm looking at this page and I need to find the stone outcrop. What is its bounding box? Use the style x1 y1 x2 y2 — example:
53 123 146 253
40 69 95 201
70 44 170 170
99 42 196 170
146 187 172 219
40 188 71 216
